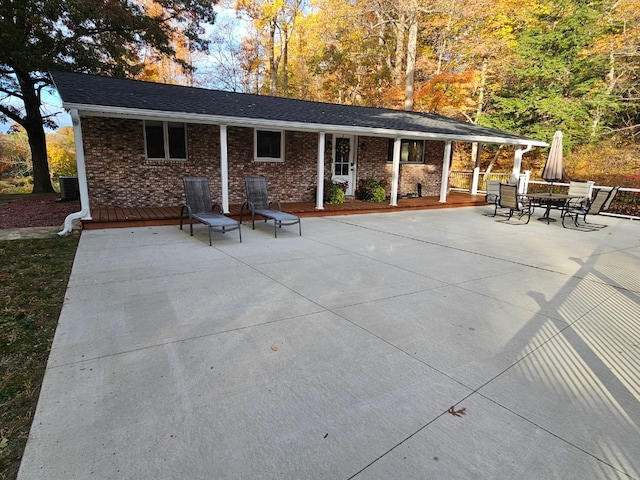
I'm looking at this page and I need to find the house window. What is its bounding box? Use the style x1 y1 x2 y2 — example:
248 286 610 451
387 139 424 164
255 129 284 162
144 120 187 160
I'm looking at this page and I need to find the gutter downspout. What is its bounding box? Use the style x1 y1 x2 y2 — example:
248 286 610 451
58 109 91 236
512 144 533 179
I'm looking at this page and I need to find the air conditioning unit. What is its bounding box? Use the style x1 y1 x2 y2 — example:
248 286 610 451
59 176 79 201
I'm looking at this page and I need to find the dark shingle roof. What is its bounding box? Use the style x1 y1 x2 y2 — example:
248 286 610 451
50 71 546 146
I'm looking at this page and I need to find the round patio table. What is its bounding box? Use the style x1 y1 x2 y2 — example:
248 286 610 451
529 193 585 224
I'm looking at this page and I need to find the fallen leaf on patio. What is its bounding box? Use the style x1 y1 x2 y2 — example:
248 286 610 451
271 344 279 352
448 406 466 417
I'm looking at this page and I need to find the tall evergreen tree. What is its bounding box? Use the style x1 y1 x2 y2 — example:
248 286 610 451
482 0 614 148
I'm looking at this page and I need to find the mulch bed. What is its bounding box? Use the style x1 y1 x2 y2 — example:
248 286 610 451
0 193 81 229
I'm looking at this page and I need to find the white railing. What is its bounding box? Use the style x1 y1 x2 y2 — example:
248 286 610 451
449 171 512 191
453 172 640 220
504 179 640 220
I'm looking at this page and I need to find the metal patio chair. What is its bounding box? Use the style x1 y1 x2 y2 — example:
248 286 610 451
562 186 618 230
496 183 533 224
484 180 501 217
241 176 301 237
180 177 242 244
566 181 595 209
601 185 620 213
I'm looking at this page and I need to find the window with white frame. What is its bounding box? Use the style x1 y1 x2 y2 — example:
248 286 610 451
387 139 425 163
144 120 187 160
255 129 284 162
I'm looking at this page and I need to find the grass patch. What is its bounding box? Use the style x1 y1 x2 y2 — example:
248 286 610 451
0 235 79 480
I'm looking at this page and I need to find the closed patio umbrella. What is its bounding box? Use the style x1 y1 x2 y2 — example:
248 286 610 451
542 130 564 192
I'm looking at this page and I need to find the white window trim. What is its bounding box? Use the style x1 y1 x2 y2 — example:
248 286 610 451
144 120 188 161
254 129 285 162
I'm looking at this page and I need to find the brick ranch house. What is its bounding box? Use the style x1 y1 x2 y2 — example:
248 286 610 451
50 71 546 230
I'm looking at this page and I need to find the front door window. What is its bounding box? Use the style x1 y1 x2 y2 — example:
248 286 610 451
332 136 355 195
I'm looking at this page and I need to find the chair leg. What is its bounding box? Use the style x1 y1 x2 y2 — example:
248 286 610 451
208 226 212 246
507 209 514 221
239 202 247 224
179 206 186 231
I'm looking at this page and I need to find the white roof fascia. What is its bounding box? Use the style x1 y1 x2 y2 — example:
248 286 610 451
66 103 548 147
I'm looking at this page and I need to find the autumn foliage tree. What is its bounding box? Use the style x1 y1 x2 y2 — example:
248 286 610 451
0 0 217 193
214 0 638 161
47 126 77 180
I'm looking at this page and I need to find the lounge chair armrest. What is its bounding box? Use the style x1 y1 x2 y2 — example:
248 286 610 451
269 200 283 211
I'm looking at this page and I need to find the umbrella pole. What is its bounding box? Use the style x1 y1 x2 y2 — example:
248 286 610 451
537 181 557 223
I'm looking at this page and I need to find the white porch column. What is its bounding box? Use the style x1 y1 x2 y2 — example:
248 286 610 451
520 170 531 194
316 132 326 210
439 141 453 203
470 142 480 195
58 109 91 235
390 137 401 206
220 125 230 213
471 166 480 195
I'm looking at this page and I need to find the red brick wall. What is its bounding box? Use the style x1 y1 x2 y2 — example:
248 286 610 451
81 118 224 207
226 127 322 203
80 117 445 207
355 136 445 197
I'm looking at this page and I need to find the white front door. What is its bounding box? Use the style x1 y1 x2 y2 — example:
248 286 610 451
332 136 355 196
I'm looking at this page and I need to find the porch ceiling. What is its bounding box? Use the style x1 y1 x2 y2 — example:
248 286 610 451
51 71 548 148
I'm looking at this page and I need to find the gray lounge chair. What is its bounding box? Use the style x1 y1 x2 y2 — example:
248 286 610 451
496 183 533 224
180 177 241 244
241 176 301 237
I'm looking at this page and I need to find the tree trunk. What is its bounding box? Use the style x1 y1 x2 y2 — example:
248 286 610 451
16 70 54 193
404 15 417 111
394 12 406 87
282 23 289 97
483 145 503 179
591 51 617 139
471 57 489 166
269 20 277 96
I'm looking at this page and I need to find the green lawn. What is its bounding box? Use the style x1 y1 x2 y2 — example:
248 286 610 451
0 236 79 480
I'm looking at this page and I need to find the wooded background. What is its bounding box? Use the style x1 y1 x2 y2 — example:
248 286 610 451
1 0 639 192
200 0 640 185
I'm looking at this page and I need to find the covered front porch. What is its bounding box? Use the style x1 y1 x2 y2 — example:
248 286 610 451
82 191 487 229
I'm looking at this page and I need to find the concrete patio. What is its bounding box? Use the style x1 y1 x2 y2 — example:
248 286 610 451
19 206 640 479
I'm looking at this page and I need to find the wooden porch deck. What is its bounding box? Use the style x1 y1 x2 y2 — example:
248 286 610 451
83 191 486 229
